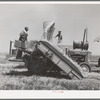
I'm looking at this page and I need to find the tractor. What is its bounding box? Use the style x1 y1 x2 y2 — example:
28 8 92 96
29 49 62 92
64 28 92 73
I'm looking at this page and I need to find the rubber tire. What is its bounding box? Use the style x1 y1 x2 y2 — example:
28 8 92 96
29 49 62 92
27 57 47 75
80 62 91 73
23 54 31 68
24 59 29 68
98 57 100 67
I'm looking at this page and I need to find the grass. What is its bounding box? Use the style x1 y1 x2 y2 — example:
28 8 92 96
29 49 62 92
0 58 100 90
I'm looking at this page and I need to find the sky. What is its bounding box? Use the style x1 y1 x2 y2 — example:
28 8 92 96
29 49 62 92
0 3 100 55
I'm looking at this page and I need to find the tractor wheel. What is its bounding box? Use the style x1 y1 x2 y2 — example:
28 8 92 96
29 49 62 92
98 57 100 67
27 56 47 75
24 59 29 68
80 62 91 73
23 54 31 68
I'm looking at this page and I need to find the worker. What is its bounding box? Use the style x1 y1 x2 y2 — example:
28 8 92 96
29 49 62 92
54 31 62 44
19 27 29 42
16 27 29 59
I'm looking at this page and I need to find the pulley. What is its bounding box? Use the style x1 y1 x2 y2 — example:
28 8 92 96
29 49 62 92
73 41 89 50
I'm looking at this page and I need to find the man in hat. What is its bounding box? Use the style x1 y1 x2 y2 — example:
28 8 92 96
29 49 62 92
16 27 29 59
19 27 29 42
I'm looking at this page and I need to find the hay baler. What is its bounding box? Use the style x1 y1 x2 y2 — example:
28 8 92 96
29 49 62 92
8 39 88 80
8 27 90 79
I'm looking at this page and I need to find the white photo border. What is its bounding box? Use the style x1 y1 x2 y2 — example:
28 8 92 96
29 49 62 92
0 1 100 99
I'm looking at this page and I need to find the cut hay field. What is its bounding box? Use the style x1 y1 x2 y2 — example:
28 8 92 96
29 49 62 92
0 54 100 90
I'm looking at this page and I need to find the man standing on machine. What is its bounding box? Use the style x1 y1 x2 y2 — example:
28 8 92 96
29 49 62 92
16 27 29 59
54 31 62 44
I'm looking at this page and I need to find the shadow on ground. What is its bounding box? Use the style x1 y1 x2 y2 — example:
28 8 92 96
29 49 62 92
5 69 71 79
14 65 26 69
5 70 32 76
3 63 71 79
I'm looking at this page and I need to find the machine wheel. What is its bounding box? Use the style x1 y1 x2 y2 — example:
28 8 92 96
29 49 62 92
27 56 47 75
80 62 91 73
98 57 100 67
24 59 29 68
23 54 31 68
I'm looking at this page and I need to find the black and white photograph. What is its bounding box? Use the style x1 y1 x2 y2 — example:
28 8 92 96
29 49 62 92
1 2 100 96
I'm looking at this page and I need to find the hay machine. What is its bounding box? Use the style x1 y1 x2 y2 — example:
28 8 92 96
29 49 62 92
7 22 100 80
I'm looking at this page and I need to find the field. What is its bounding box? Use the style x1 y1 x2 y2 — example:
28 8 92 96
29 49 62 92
0 54 100 90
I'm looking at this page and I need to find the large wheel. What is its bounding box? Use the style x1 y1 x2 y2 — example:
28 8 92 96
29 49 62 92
23 54 31 68
80 62 91 73
24 58 29 68
16 49 23 59
27 56 47 75
98 57 100 67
